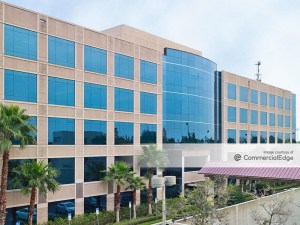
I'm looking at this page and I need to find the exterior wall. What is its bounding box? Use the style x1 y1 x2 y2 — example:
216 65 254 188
222 71 294 144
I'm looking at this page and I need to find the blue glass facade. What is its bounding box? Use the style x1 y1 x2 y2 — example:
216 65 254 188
240 130 248 144
84 45 107 74
114 88 133 112
48 118 75 145
228 106 236 122
251 89 258 104
260 112 267 125
278 115 283 127
48 158 75 184
250 110 258 124
84 157 106 182
260 92 267 106
114 122 134 145
140 60 157 84
269 94 275 107
84 120 107 145
269 113 275 126
227 83 236 100
240 86 248 102
140 92 157 114
48 77 75 106
4 69 37 103
163 48 218 143
240 108 248 123
278 96 283 109
4 24 37 60
48 36 75 68
227 129 236 143
140 123 157 144
84 82 107 109
114 53 134 79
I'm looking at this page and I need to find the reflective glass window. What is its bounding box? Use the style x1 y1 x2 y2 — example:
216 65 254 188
278 96 283 109
269 113 275 126
6 205 36 225
277 132 283 143
227 83 236 100
4 24 37 60
84 120 106 145
48 118 75 145
48 199 75 220
260 131 267 144
84 195 106 214
251 89 258 104
48 158 75 184
141 188 157 204
240 130 248 144
251 110 258 124
260 92 267 106
114 122 133 145
4 69 37 103
7 159 31 190
140 60 157 84
114 88 133 112
140 123 157 144
48 77 75 106
140 92 157 114
12 116 37 145
84 45 107 74
239 108 247 123
84 157 106 182
269 132 275 144
227 129 236 143
114 53 134 79
269 94 275 107
227 106 236 122
278 115 283 127
239 86 248 102
115 156 133 170
251 131 258 143
285 133 291 143
285 115 290 128
84 82 107 109
260 112 267 126
48 36 75 68
285 98 290 110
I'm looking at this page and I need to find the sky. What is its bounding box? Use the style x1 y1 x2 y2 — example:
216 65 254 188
4 0 300 137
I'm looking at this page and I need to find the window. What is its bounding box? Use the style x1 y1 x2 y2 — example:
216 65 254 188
48 158 75 184
285 133 290 143
84 82 107 109
250 110 258 124
114 122 133 145
269 113 275 126
269 132 275 144
277 133 283 143
227 83 236 100
240 108 248 123
84 195 106 214
260 131 267 144
278 115 283 127
227 106 236 122
251 89 258 104
114 88 134 112
4 24 37 60
227 129 236 143
114 53 134 79
48 199 75 220
140 60 157 84
269 94 275 107
4 69 37 103
140 123 157 144
84 120 106 145
278 96 283 109
48 118 75 145
48 77 75 106
84 157 106 182
285 98 290 110
12 116 37 145
140 92 157 114
6 205 36 225
8 159 31 190
250 131 258 143
240 130 248 144
239 86 248 102
260 112 267 125
260 92 267 106
84 45 107 74
48 36 75 68
285 115 290 128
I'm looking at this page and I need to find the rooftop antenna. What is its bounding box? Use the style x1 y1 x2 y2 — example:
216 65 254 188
255 61 262 82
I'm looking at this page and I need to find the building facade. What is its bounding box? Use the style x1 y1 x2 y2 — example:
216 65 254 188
0 2 296 224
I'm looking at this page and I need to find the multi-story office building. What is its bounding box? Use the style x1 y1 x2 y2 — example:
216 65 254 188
0 2 296 224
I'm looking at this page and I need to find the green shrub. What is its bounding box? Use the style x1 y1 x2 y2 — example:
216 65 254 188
227 185 255 206
113 215 161 225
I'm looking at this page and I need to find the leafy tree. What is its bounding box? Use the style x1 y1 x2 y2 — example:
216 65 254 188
227 184 255 206
126 176 146 219
138 145 168 215
12 160 60 225
103 162 134 223
0 104 36 225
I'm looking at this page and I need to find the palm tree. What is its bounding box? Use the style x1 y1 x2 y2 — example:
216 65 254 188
103 161 134 223
12 160 60 225
126 176 146 219
0 104 36 225
138 144 168 215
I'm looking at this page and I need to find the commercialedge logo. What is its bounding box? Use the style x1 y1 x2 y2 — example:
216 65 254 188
234 154 293 162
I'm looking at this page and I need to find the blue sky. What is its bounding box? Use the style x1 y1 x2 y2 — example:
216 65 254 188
4 0 300 135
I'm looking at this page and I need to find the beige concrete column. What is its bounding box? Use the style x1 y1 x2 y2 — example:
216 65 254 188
75 198 84 215
236 178 240 186
107 193 115 211
37 203 48 224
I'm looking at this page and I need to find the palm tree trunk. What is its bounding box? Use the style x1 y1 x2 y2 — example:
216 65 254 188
0 152 10 225
147 168 153 215
133 189 136 219
116 185 121 223
28 186 37 225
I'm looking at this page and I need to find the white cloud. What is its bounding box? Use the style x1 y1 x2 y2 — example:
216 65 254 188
4 0 300 132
